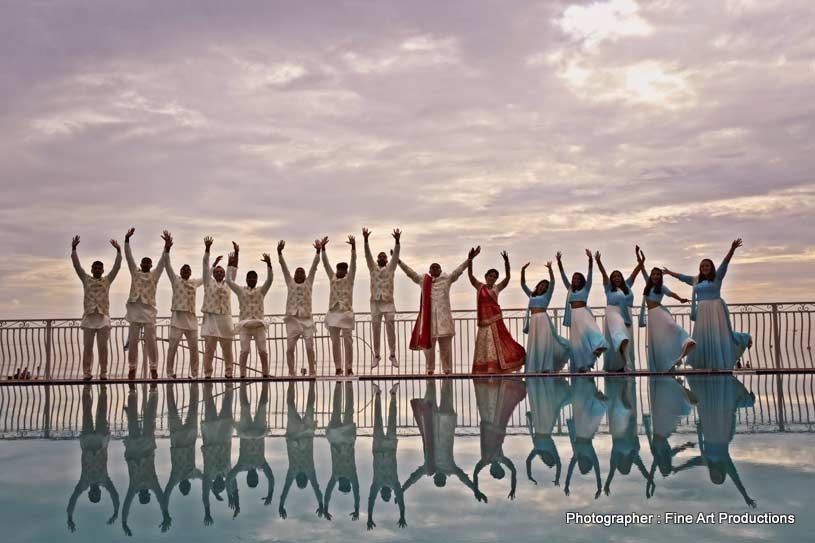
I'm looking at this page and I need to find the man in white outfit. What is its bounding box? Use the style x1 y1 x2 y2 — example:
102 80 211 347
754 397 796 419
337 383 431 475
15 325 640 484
161 231 203 379
320 235 357 376
71 235 122 380
201 237 233 379
398 250 471 375
278 239 321 376
226 242 274 378
363 228 401 369
124 228 169 380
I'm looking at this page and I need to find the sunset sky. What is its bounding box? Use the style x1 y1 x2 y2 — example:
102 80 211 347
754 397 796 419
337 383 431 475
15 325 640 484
1 0 813 319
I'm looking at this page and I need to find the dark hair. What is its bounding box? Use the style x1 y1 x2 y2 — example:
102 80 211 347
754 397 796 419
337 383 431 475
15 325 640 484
246 270 258 277
698 259 716 282
609 270 629 294
337 262 349 271
295 472 309 489
485 268 499 279
91 260 103 268
138 489 151 505
643 267 663 297
571 272 586 292
247 468 259 488
534 280 550 295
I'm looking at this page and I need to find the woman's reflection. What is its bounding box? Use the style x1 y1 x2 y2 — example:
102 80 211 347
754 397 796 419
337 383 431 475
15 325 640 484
279 381 325 520
367 382 406 530
673 375 757 508
226 382 275 517
564 377 607 499
403 380 486 503
67 384 119 532
525 377 571 487
201 382 237 526
164 383 203 514
324 381 360 521
121 384 170 536
473 378 526 501
604 376 650 496
643 376 696 497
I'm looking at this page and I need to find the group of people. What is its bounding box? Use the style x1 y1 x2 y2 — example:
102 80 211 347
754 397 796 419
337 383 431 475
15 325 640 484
66 375 757 535
71 228 752 380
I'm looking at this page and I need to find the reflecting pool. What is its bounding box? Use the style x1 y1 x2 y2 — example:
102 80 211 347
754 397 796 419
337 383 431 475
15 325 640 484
0 374 813 542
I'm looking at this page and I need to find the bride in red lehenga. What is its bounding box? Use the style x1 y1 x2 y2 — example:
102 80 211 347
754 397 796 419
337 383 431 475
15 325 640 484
467 247 526 374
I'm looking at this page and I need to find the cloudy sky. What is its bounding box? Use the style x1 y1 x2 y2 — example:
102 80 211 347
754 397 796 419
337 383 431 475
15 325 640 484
1 0 813 319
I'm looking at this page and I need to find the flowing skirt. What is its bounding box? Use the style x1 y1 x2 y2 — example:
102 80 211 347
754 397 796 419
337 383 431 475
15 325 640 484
571 378 607 439
472 319 526 374
527 377 571 435
568 307 608 372
686 299 751 370
648 376 692 439
525 312 570 373
602 305 635 371
646 306 696 372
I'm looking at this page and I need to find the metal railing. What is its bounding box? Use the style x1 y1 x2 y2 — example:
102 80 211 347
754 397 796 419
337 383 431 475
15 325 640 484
2 303 813 379
1 374 813 440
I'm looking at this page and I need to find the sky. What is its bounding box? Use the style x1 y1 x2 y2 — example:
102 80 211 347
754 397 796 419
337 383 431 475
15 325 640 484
1 0 814 319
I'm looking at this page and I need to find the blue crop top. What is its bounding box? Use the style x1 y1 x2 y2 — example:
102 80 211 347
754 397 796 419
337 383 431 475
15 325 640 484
559 264 592 327
677 261 730 321
604 277 636 326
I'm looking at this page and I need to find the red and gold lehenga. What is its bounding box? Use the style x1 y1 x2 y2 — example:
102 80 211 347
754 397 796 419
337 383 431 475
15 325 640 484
472 284 526 374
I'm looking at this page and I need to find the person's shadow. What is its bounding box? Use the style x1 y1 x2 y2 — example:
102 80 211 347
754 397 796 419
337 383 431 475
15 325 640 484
564 377 607 500
324 381 360 521
525 377 571 487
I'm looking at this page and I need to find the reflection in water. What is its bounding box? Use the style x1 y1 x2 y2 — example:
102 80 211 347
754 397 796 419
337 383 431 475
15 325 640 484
565 377 607 499
673 375 758 508
67 384 119 532
10 375 813 540
473 378 526 501
122 384 170 535
280 381 323 520
404 380 484 503
368 383 405 530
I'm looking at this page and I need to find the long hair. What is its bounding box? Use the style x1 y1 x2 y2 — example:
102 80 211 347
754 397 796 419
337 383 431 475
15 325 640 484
609 270 629 294
644 267 663 297
698 258 716 282
571 272 586 292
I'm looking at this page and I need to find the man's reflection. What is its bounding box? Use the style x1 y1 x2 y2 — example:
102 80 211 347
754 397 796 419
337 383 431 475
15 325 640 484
604 376 650 496
673 375 757 508
643 376 696 497
164 383 203 514
525 377 571 487
367 382 406 530
473 378 526 501
226 382 275 516
121 384 170 536
279 381 325 519
403 380 486 502
67 384 119 532
324 381 360 521
564 377 607 499
201 382 237 526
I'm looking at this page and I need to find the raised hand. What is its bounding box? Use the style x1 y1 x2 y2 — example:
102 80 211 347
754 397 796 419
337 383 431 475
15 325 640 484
313 239 322 251
261 253 272 266
476 491 488 503
213 255 223 268
346 235 355 247
468 246 482 260
232 241 240 253
731 238 743 251
522 262 530 270
278 506 287 519
204 236 214 250
110 239 121 251
67 518 76 532
398 517 407 529
367 519 376 531
545 261 553 270
160 516 172 533
594 251 601 262
508 488 516 500
228 252 238 267
71 235 80 250
556 251 562 262
362 227 371 242
125 227 135 242
585 248 593 260
320 236 329 248
594 488 602 499
350 511 360 521
500 250 509 262
203 513 213 526
277 240 285 254
162 231 173 251
392 228 402 242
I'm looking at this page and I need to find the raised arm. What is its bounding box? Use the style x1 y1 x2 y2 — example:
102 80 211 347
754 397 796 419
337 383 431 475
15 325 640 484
545 262 556 303
70 235 87 280
153 231 172 280
261 462 275 505
718 238 742 281
225 251 240 294
728 460 756 508
387 229 401 272
564 456 577 495
402 465 425 492
107 240 122 282
163 252 177 283
363 228 375 270
497 251 511 291
585 249 594 291
594 251 609 286
557 252 570 290
449 254 472 283
260 253 274 294
628 247 644 285
593 456 602 499
320 241 334 279
520 263 532 296
124 227 136 272
278 471 294 519
277 241 292 285
467 248 480 289
307 239 323 284
66 481 87 531
397 259 423 285
348 236 357 280
637 247 649 283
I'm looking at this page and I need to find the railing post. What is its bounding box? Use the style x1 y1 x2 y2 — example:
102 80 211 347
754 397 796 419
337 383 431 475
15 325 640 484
44 320 53 380
771 304 785 431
